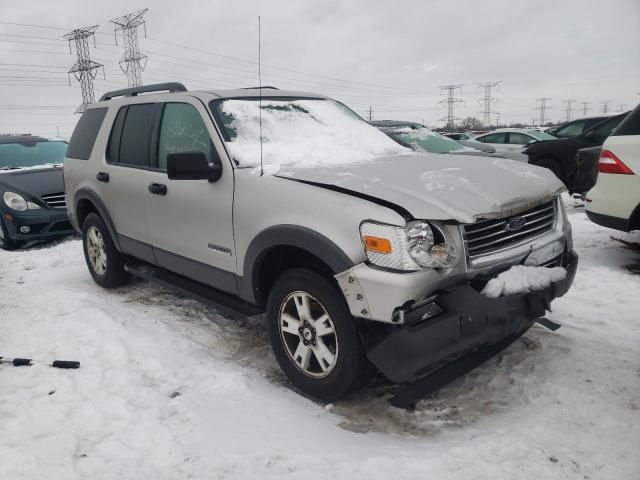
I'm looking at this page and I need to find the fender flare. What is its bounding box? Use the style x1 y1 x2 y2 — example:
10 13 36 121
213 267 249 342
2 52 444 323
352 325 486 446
241 225 354 304
73 188 122 251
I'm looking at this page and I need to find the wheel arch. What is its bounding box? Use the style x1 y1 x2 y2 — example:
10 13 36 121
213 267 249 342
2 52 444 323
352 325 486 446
241 225 354 306
73 188 122 251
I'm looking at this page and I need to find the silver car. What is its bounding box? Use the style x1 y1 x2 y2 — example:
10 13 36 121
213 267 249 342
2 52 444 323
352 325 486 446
475 128 557 161
64 83 577 405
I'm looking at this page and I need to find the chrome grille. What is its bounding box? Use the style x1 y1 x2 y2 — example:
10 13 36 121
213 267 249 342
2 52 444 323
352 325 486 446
41 192 66 209
464 201 556 258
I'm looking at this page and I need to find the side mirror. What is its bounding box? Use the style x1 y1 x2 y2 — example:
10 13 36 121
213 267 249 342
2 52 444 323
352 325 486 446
167 151 222 182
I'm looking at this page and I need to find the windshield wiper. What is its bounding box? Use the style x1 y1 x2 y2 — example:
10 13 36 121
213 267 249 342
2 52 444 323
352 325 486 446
0 166 21 170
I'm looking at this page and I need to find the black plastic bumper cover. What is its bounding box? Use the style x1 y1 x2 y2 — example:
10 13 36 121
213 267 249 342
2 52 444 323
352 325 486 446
367 250 578 384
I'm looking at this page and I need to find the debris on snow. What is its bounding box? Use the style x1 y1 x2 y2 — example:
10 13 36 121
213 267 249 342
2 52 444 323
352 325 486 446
481 265 567 298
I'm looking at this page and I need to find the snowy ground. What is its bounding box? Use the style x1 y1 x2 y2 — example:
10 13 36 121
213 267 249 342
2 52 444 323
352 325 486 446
1 206 639 479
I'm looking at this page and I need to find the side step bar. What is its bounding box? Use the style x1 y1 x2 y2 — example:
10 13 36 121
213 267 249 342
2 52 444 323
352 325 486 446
124 263 263 320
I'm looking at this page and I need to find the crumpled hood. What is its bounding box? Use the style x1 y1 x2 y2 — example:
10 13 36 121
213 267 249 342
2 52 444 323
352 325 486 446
276 153 565 223
0 165 64 198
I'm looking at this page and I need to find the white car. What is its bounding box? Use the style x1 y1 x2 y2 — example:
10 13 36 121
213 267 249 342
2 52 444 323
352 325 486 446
586 104 640 232
474 128 557 162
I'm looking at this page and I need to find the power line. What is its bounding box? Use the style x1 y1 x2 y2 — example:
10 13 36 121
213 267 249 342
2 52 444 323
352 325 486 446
477 81 501 126
65 26 103 113
563 99 576 121
535 97 552 125
111 9 149 87
438 84 463 130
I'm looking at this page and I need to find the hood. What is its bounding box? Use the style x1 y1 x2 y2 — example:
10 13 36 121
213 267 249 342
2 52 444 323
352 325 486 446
0 165 64 198
276 154 565 223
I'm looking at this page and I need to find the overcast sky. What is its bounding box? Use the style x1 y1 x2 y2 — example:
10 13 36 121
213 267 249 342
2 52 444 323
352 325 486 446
1 0 639 137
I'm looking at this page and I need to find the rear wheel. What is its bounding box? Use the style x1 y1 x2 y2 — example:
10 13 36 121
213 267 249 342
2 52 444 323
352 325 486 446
267 268 374 401
82 213 130 288
0 218 21 251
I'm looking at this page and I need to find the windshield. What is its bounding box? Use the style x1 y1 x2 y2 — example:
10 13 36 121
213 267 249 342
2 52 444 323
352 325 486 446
0 141 67 169
211 98 408 169
527 130 557 141
388 127 468 154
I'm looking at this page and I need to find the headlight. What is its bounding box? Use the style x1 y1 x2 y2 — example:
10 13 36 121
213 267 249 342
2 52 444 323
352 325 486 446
360 220 456 271
2 192 40 211
3 191 27 211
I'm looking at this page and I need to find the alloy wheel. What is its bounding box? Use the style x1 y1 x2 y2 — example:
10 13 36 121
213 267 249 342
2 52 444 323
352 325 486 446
278 291 339 378
86 226 107 275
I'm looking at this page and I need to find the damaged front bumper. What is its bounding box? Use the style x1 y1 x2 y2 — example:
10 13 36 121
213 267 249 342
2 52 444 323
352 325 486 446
362 250 577 387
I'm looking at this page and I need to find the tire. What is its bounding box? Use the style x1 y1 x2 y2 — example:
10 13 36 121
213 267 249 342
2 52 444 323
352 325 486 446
267 268 374 402
82 212 130 288
0 217 21 251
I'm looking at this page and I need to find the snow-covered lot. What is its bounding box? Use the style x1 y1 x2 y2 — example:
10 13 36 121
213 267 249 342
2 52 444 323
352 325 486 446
1 207 638 479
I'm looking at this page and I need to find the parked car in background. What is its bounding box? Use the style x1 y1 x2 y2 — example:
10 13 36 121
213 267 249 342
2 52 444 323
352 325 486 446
585 104 640 232
524 112 629 191
0 135 73 250
474 128 557 162
370 121 502 158
546 115 613 138
443 132 497 153
64 83 576 403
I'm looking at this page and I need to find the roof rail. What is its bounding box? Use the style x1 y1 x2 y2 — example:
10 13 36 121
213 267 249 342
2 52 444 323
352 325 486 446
240 86 279 90
99 82 187 101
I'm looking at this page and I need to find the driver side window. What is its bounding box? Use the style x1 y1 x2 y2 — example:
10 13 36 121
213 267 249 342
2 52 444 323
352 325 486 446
158 103 216 171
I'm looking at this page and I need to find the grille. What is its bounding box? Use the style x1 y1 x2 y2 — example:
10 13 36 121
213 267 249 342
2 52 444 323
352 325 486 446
41 192 66 209
464 201 556 258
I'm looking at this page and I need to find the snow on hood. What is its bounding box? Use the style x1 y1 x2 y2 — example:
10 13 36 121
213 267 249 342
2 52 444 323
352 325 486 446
220 99 409 171
277 154 566 223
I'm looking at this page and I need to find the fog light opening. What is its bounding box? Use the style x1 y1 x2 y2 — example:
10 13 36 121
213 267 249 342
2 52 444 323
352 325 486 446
19 226 30 233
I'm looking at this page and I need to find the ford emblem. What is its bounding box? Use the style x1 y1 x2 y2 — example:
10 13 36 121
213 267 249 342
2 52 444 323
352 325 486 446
505 216 527 232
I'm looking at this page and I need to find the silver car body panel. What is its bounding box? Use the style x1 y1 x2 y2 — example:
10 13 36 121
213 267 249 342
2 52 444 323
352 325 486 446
276 154 565 224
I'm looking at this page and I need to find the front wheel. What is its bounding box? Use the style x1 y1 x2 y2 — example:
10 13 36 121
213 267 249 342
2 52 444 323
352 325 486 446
0 218 21 251
267 268 374 402
82 213 130 288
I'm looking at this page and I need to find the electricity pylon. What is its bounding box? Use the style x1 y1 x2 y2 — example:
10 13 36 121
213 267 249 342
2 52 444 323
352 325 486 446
111 9 149 87
64 26 103 114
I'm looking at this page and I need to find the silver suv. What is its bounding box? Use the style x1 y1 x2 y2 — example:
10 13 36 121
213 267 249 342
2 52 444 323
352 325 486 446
64 83 577 405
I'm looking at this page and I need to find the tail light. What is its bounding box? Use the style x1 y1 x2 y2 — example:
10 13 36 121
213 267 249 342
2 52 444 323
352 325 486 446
598 149 634 174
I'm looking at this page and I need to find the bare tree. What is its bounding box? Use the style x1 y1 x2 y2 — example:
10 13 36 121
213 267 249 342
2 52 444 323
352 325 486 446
458 117 484 131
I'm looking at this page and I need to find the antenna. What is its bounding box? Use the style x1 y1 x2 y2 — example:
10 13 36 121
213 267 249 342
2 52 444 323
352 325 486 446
258 16 264 177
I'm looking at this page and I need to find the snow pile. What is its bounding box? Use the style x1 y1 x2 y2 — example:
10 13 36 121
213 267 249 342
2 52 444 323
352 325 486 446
221 99 408 171
482 265 567 298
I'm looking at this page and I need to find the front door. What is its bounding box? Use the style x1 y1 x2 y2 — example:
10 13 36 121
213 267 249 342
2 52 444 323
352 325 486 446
145 99 237 294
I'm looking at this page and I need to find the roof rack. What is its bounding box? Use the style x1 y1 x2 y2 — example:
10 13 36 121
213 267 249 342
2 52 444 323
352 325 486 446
240 86 279 90
99 82 187 102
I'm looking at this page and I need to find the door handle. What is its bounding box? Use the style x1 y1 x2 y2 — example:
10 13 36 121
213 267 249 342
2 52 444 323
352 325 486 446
148 182 167 196
96 172 109 183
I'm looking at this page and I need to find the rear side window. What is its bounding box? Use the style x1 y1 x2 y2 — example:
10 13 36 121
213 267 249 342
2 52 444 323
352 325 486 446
478 132 507 144
555 120 585 138
612 107 639 136
108 103 156 167
508 132 535 145
66 107 107 160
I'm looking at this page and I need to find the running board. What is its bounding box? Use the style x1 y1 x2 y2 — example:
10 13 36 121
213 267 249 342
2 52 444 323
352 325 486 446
124 263 263 320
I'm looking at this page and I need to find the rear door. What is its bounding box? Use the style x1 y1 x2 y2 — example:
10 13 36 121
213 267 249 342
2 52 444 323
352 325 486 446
144 98 237 293
476 132 508 157
100 102 159 263
505 132 537 161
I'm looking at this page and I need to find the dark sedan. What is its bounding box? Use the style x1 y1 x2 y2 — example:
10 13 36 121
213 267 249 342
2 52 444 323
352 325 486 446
0 135 74 250
524 112 628 192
